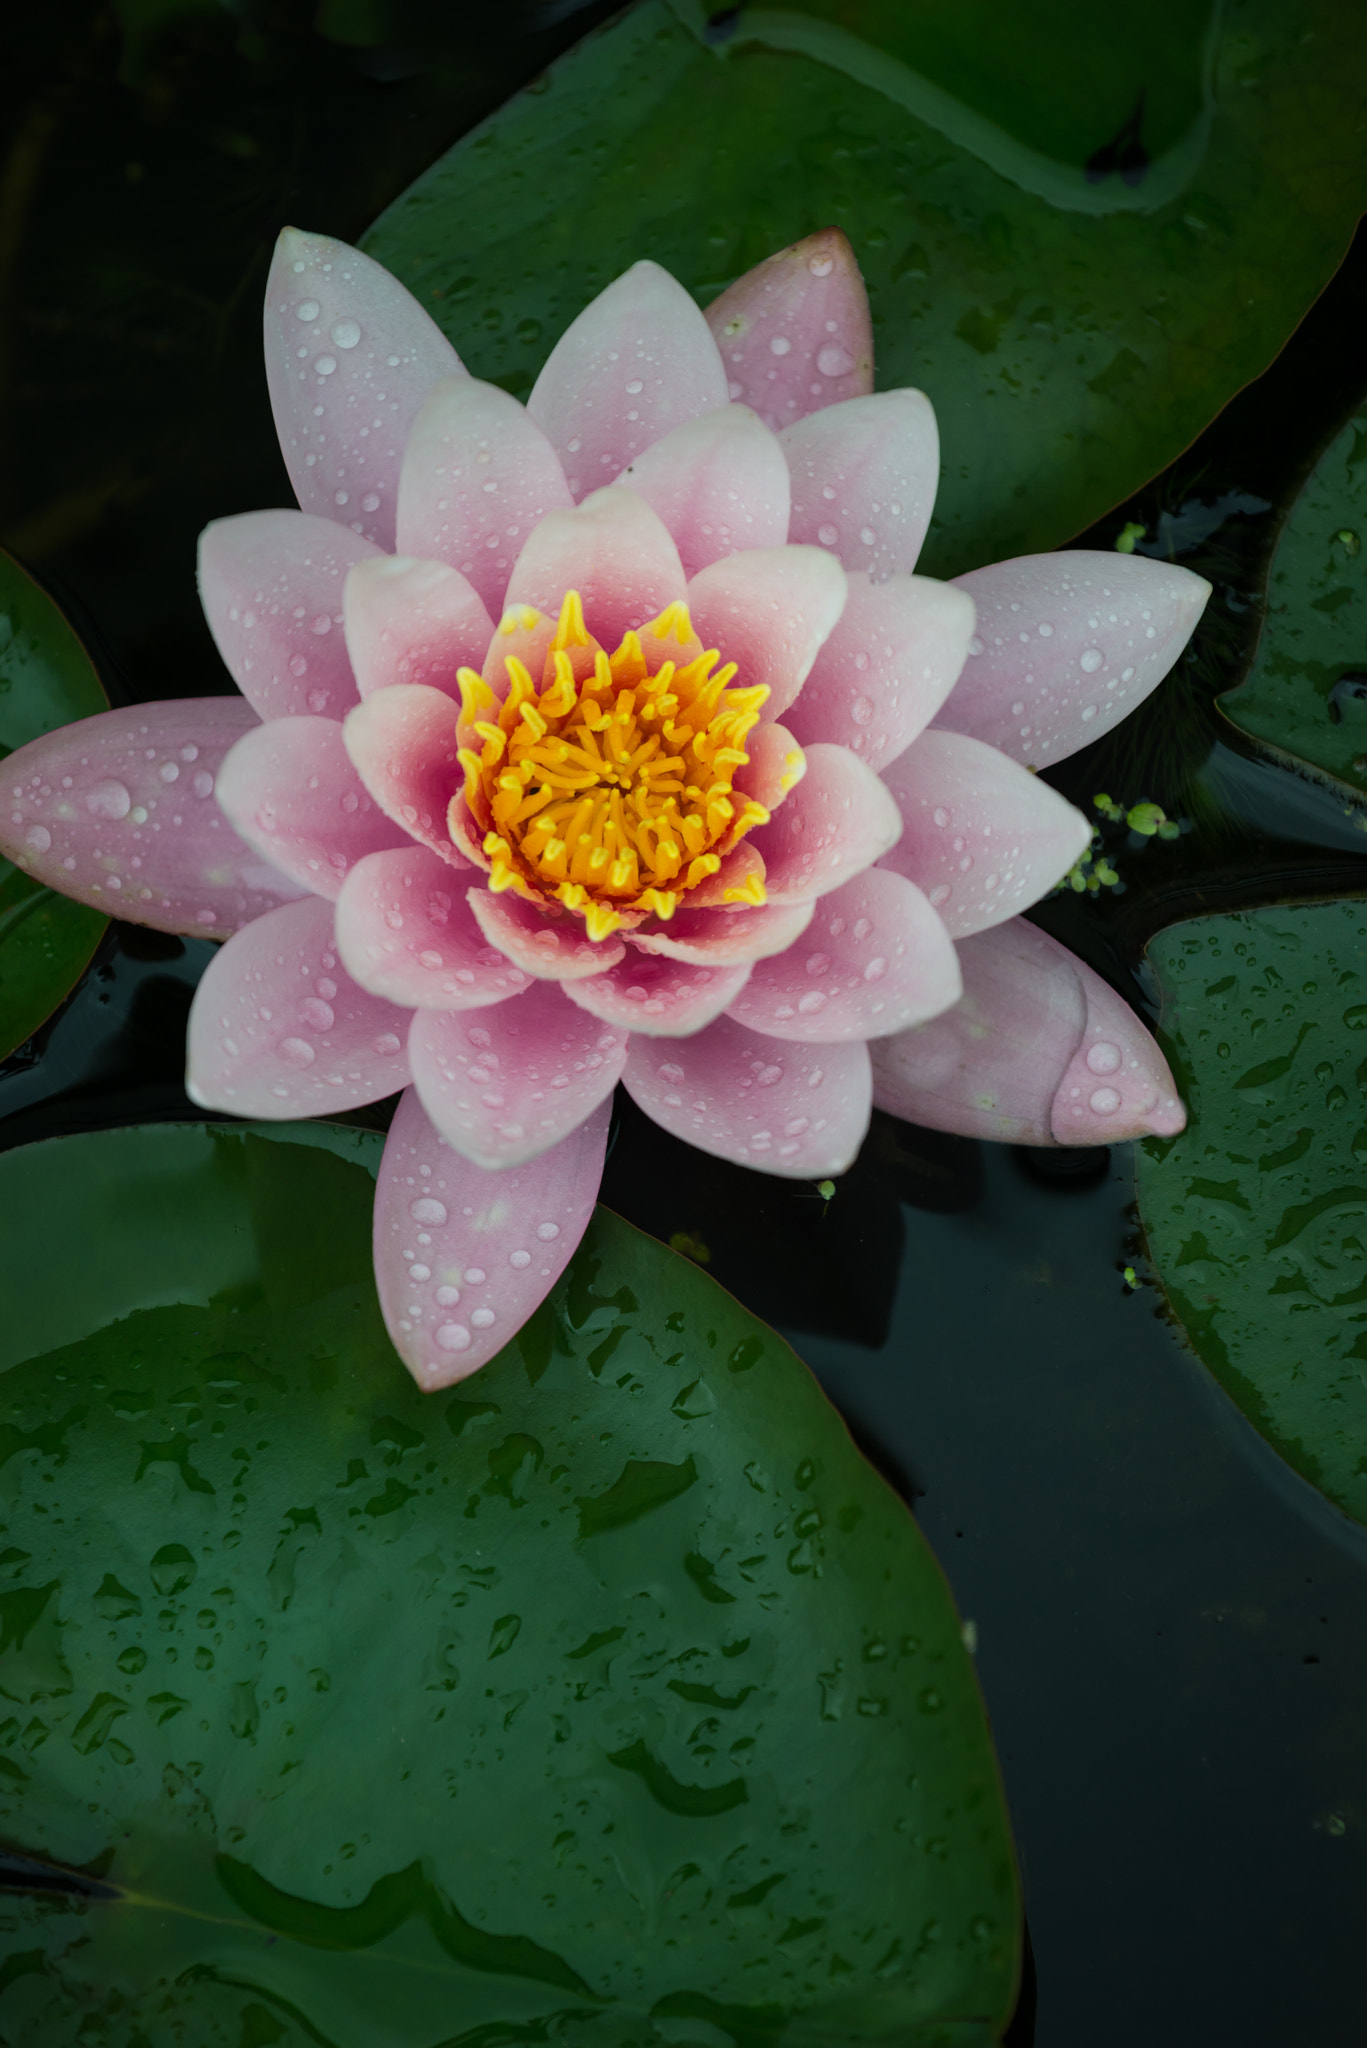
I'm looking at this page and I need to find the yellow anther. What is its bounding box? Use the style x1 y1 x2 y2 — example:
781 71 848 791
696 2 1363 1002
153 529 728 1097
638 888 679 920
583 900 623 941
550 589 592 651
650 600 695 644
457 667 496 722
780 746 806 793
685 852 722 889
723 871 768 906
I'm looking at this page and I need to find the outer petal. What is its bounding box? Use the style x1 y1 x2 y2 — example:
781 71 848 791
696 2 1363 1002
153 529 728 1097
628 898 814 966
0 698 306 937
467 887 625 982
504 488 686 652
395 376 574 618
408 982 627 1169
869 917 1186 1145
342 684 467 871
623 1014 871 1178
784 572 975 773
374 1087 609 1390
561 951 750 1036
704 228 874 431
878 730 1091 939
746 743 902 903
527 261 728 499
264 227 464 551
781 391 939 583
198 511 378 721
726 868 960 1044
937 552 1211 769
215 716 408 902
343 556 494 703
685 547 847 720
185 894 411 1116
334 846 532 1010
613 407 790 579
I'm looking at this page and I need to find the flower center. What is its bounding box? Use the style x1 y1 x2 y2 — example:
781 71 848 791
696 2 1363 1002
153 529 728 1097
455 591 772 942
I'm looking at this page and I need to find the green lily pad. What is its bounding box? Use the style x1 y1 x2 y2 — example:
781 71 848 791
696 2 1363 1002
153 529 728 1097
364 0 1367 577
0 1122 1018 2045
1137 902 1367 1526
1219 399 1367 792
0 550 110 1061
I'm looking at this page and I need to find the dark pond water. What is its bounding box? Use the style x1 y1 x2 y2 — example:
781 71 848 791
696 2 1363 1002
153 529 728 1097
4 5 1367 2042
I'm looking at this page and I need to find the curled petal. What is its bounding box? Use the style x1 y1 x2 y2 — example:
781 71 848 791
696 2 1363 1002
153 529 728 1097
527 260 727 499
704 228 873 432
726 868 960 1044
263 227 464 550
629 898 814 966
504 488 686 653
0 698 306 937
199 511 376 721
374 1086 608 1390
467 887 625 982
623 1014 871 1178
614 406 790 578
396 376 573 618
186 894 411 1116
781 390 939 582
216 716 409 901
685 546 847 719
343 684 467 871
870 917 1186 1145
878 730 1091 938
561 951 750 1037
344 555 494 703
785 572 975 773
334 846 532 1009
747 744 902 903
937 551 1211 769
408 982 627 1169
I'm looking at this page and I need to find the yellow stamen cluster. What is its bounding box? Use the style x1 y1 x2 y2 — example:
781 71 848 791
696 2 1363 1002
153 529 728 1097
455 591 773 942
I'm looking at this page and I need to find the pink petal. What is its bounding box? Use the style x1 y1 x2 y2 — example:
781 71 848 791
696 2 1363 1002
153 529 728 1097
198 511 377 722
747 743 901 903
870 917 1186 1145
263 227 463 551
734 720 806 813
185 893 412 1116
334 845 532 1009
395 377 573 618
623 1014 871 1177
704 228 874 432
937 552 1211 769
785 572 975 772
527 261 728 500
343 555 494 703
685 546 847 718
503 488 686 652
467 886 625 981
781 391 939 582
374 1086 608 1390
878 730 1091 939
342 683 467 871
613 406 789 578
0 698 307 937
683 841 766 909
561 951 750 1036
215 715 409 902
408 982 627 1168
726 868 960 1043
629 898 814 966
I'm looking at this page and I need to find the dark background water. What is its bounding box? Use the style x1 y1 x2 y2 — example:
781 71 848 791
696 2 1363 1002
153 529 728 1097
4 4 1367 2042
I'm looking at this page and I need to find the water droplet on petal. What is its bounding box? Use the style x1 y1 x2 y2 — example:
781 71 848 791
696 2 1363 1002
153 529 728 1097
314 354 338 376
1079 647 1104 673
816 342 855 376
296 299 321 322
436 1323 471 1352
1089 1086 1121 1115
330 318 361 349
279 1036 316 1068
409 1196 448 1225
1086 1040 1122 1075
86 779 131 820
537 1221 560 1241
25 824 51 852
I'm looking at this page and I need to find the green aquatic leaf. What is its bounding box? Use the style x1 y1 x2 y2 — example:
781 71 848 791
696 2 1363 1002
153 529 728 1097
0 550 110 1061
1219 400 1367 793
363 0 1367 577
1137 903 1367 1526
0 1121 1018 2045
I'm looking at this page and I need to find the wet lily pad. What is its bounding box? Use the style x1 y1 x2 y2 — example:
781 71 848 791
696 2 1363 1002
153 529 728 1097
0 551 110 1061
364 0 1367 577
1219 400 1367 792
1137 902 1367 1526
0 1121 1018 2045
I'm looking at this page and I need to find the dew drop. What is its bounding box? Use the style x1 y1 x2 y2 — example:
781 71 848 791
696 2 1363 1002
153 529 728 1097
436 1323 471 1352
769 335 792 356
465 1266 486 1285
25 824 51 852
297 996 335 1031
314 355 338 376
408 1263 432 1282
537 1221 561 1241
289 654 308 677
295 299 321 322
808 253 834 276
816 342 855 376
1086 1040 1122 1075
817 523 839 547
410 1196 448 1226
435 1285 461 1307
470 1308 496 1330
850 693 875 726
1088 1086 1121 1115
509 1249 532 1269
1079 647 1104 673
373 1031 402 1056
330 318 361 349
278 1036 316 1068
85 779 131 820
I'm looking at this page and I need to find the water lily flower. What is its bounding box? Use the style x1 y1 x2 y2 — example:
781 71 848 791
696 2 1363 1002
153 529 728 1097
0 227 1205 1387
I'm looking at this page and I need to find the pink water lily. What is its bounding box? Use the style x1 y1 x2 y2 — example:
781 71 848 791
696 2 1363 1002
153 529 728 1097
0 226 1205 1387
